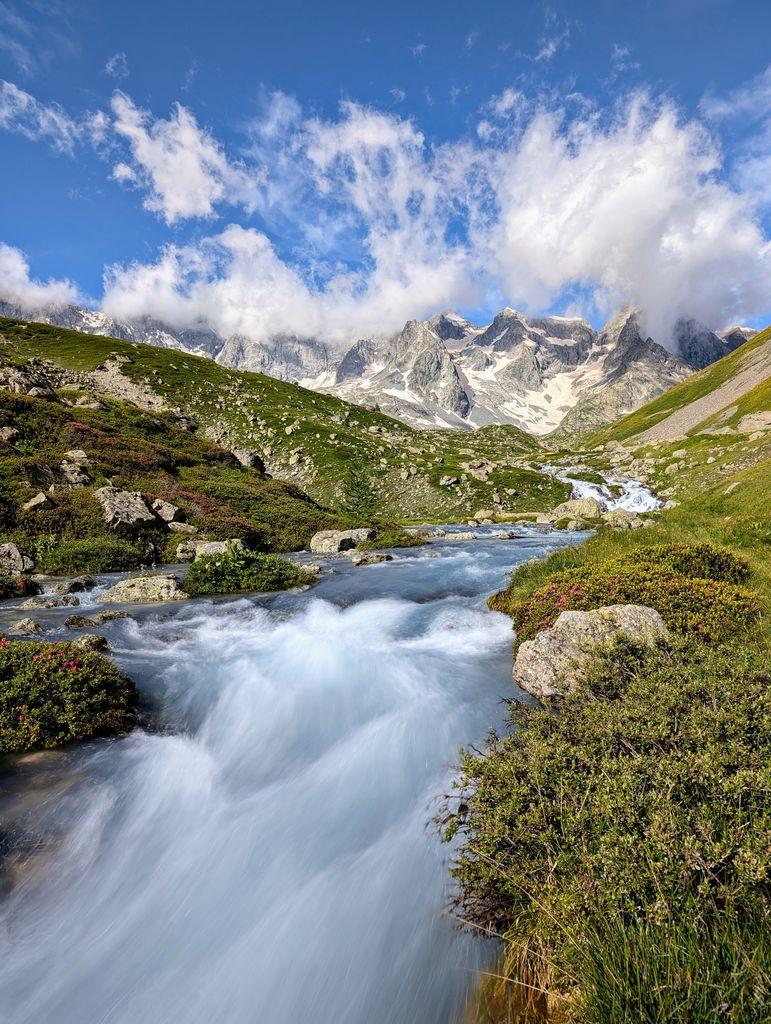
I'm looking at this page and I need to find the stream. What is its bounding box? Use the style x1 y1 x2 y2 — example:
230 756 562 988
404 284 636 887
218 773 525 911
0 473 656 1024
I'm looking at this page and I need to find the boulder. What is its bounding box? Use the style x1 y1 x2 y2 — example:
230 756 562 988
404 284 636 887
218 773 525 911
21 490 52 512
175 540 197 563
93 610 130 623
439 475 459 487
0 542 33 574
446 531 476 541
309 528 375 554
98 575 189 605
20 594 80 610
167 521 198 535
48 576 96 595
0 426 20 444
192 539 244 560
71 633 109 652
65 614 98 629
549 497 602 520
151 498 184 523
737 411 771 434
9 617 44 635
94 486 157 534
601 508 644 530
514 604 668 700
350 552 393 566
473 509 495 522
231 448 265 471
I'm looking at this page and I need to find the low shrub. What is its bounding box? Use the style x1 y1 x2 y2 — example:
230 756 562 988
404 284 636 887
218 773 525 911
184 544 310 597
442 638 771 1023
39 537 147 575
612 542 751 583
359 526 428 551
0 637 137 752
506 565 761 646
0 572 39 600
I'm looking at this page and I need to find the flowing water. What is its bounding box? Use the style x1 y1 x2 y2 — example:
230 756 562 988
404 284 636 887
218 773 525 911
542 465 661 513
0 526 584 1024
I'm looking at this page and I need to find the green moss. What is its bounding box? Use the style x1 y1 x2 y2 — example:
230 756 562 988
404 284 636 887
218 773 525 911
39 537 147 575
0 637 137 752
183 545 310 597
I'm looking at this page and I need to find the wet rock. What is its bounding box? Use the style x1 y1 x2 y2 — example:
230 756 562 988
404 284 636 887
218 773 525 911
309 529 376 554
98 575 189 604
20 594 80 610
298 562 322 576
446 531 476 541
9 617 44 635
94 486 157 533
349 552 393 566
514 604 668 700
48 576 96 595
0 542 34 574
93 610 130 623
65 614 98 629
72 633 109 652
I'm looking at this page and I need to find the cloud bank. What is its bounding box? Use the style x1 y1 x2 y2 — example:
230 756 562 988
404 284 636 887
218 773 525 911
2 75 771 348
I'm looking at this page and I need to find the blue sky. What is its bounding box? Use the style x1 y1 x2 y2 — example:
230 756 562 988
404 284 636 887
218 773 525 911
1 0 771 345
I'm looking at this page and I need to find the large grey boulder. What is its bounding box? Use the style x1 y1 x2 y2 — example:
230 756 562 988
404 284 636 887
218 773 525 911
151 498 183 523
513 604 668 700
231 448 265 471
309 528 375 554
549 497 602 520
98 575 189 604
0 542 34 574
94 486 157 534
601 508 644 530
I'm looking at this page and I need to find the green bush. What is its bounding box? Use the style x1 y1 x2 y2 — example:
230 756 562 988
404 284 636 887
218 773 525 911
442 639 771 1023
0 637 137 752
39 537 147 575
505 566 761 646
184 544 310 597
0 572 39 600
612 542 751 583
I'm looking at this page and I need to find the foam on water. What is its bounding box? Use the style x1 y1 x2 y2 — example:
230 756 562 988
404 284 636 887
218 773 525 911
0 533 575 1024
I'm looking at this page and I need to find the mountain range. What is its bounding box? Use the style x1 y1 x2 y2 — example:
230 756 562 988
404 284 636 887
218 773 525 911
0 297 753 436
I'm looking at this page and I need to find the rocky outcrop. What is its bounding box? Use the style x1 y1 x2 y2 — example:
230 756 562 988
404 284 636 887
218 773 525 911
93 486 157 533
0 542 33 574
513 604 668 700
60 449 92 487
309 528 376 554
98 575 189 604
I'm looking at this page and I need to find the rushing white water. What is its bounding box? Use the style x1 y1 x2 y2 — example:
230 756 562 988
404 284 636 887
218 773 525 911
0 528 578 1024
542 465 660 512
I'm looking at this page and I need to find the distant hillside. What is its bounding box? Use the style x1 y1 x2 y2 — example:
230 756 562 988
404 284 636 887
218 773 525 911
0 317 568 529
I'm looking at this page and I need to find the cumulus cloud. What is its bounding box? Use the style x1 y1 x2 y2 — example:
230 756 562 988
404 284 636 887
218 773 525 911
0 243 80 309
109 92 259 223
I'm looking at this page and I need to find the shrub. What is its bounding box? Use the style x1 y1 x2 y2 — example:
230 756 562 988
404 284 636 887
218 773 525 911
39 537 146 575
359 526 428 551
0 572 39 600
507 565 761 646
184 544 310 597
612 542 751 583
0 637 137 752
442 639 771 1023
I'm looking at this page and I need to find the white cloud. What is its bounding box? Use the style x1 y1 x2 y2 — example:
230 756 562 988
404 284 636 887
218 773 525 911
104 52 129 79
0 79 83 153
390 88 406 104
109 92 258 224
0 243 80 309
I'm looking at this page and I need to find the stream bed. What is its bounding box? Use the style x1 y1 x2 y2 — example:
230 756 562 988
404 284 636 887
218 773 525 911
0 525 581 1024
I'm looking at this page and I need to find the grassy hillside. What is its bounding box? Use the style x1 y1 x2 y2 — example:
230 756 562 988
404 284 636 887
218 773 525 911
0 317 568 523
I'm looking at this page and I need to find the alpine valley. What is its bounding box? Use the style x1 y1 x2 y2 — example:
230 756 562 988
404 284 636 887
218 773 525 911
0 298 753 436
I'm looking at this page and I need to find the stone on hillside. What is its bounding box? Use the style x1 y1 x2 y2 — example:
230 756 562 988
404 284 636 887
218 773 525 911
175 541 197 562
72 633 109 652
231 448 265 471
60 449 92 486
0 542 34 574
98 575 188 605
350 552 393 566
0 426 20 444
151 498 184 523
20 594 80 610
9 617 44 635
65 614 97 629
94 486 157 534
167 521 198 535
473 509 495 522
513 604 668 700
737 411 771 434
550 497 602 519
662 499 679 509
309 529 376 554
601 508 642 530
74 396 106 410
439 475 459 487
21 490 52 512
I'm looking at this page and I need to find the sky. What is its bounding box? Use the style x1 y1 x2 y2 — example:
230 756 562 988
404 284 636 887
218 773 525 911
1 0 771 349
